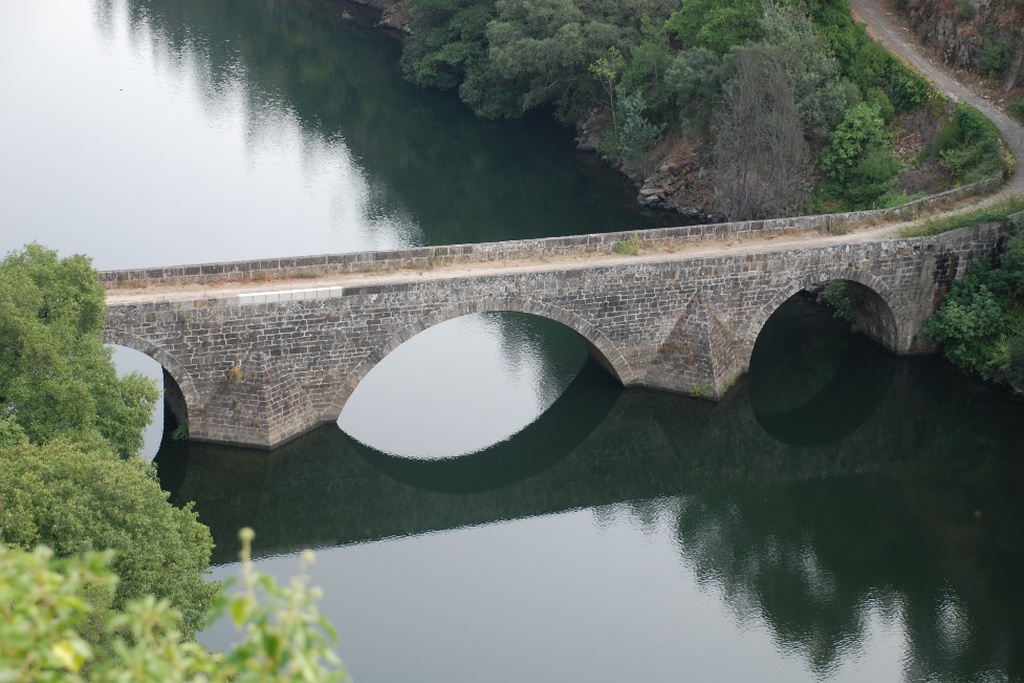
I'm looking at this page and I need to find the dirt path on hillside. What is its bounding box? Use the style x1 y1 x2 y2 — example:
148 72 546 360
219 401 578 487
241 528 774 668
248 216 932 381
106 0 1024 306
850 0 1024 200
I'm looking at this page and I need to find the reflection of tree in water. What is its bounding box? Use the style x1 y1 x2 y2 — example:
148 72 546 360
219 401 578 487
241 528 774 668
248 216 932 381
99 0 662 246
669 469 1024 681
96 0 421 244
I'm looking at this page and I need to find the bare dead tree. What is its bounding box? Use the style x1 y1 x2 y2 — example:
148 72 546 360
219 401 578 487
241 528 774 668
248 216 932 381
712 46 811 221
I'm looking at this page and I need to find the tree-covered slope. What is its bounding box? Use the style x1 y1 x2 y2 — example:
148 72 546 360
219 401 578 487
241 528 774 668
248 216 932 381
395 0 1009 219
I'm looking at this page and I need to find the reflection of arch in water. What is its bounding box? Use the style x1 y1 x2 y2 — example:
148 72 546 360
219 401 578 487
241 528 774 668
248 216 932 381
747 291 896 447
325 298 634 420
102 329 197 430
352 357 622 494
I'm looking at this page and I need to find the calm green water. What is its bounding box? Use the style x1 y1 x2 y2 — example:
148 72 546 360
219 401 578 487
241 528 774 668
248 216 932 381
163 299 1024 683
4 0 1024 680
0 0 670 270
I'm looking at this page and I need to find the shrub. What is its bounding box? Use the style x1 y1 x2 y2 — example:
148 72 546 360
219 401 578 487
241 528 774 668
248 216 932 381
0 531 348 682
819 102 899 207
925 238 1024 383
934 102 1003 182
0 245 159 459
978 35 1013 76
613 234 643 255
1010 99 1024 124
885 56 933 112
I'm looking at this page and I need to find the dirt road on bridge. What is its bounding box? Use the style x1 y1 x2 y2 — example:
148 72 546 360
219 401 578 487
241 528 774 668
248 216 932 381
106 0 1023 306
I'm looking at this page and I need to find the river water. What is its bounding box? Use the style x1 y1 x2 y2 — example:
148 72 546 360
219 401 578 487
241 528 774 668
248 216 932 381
3 0 1024 681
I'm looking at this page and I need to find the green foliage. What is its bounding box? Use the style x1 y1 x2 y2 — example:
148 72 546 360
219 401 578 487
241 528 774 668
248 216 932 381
1009 332 1024 390
958 0 978 18
820 280 855 322
803 0 933 114
619 19 674 114
0 439 217 639
486 0 613 117
0 245 158 459
900 195 1024 237
1011 99 1024 124
401 0 494 91
0 532 348 682
215 529 347 682
818 102 899 207
863 86 894 123
170 423 190 442
847 39 890 96
613 233 643 255
0 414 28 448
924 239 1024 384
934 102 1004 182
665 0 764 54
616 87 665 170
664 46 725 138
978 34 1013 75
883 56 934 113
759 2 846 136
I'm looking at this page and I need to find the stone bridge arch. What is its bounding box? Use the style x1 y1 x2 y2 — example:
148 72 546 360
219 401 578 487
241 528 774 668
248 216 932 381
323 296 634 420
739 266 902 370
102 329 201 428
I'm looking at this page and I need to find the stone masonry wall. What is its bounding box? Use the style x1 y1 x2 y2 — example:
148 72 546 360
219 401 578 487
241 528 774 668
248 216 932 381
103 223 1011 449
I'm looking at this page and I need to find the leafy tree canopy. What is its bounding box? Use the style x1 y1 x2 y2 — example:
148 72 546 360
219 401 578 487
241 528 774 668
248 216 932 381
665 0 764 55
0 244 158 459
760 1 847 137
0 439 217 638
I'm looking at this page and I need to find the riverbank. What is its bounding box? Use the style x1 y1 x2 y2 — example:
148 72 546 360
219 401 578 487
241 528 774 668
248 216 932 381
337 0 1017 224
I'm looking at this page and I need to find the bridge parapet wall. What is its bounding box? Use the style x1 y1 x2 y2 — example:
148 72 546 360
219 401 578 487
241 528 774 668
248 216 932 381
99 176 1001 290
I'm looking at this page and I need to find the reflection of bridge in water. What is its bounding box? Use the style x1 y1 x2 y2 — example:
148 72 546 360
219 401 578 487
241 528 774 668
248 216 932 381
167 351 1024 681
165 350 1024 565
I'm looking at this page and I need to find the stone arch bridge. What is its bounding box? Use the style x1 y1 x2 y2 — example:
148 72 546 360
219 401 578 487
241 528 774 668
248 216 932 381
102 223 1009 449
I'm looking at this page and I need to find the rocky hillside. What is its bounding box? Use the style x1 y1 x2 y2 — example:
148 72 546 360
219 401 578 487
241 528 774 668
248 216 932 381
897 0 1023 93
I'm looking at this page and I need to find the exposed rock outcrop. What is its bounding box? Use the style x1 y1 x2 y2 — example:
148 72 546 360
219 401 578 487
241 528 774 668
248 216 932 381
576 109 718 221
346 0 412 34
899 0 1023 92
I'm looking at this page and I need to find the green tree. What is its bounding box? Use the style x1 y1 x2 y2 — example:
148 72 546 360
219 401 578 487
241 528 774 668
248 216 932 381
664 46 725 139
618 17 674 115
0 439 217 638
818 102 899 207
0 530 347 682
0 245 158 459
760 2 846 137
400 0 501 104
487 0 620 117
665 0 764 55
616 87 665 172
